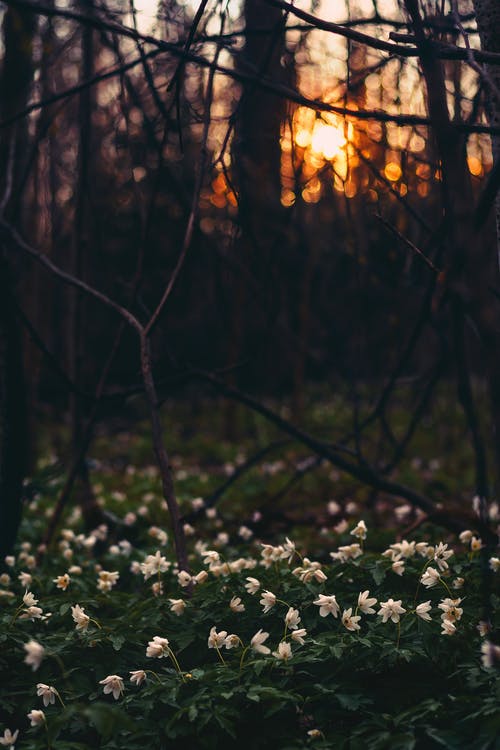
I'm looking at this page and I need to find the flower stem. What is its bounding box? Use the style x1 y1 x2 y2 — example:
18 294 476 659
167 648 186 682
239 645 249 673
215 646 226 666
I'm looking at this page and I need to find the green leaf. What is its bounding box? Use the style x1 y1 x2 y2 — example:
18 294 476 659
336 693 373 711
84 704 136 740
108 633 126 651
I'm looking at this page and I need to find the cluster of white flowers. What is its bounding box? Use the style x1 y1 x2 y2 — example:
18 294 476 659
6 513 499 712
330 543 363 562
19 591 44 621
260 538 296 567
437 598 463 636
292 558 327 583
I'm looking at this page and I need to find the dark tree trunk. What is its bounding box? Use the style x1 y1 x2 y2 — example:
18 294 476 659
0 6 35 557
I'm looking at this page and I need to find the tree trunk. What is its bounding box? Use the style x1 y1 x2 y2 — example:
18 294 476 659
0 6 35 557
472 0 500 265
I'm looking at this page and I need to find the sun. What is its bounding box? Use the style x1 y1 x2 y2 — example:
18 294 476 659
291 107 353 163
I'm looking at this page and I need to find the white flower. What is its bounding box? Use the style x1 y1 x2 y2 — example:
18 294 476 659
224 634 240 649
330 543 362 562
334 519 348 534
313 568 328 583
273 641 292 661
470 536 483 552
53 574 70 590
459 530 473 543
489 557 500 572
191 497 205 511
208 627 228 649
169 598 186 616
327 500 341 515
452 577 464 589
382 548 399 562
291 628 307 645
438 598 463 623
0 728 18 748
18 572 32 587
20 605 43 621
4 556 15 567
23 591 38 607
281 537 296 562
71 604 90 631
357 591 377 614
193 570 208 585
421 567 441 588
119 540 132 556
177 570 192 587
148 527 168 546
433 542 453 571
313 594 340 618
140 551 169 581
27 709 45 727
130 670 147 685
99 674 124 700
391 561 405 576
203 550 220 565
151 581 163 597
481 641 500 668
378 599 406 623
308 729 322 739
146 636 170 658
23 640 45 671
389 540 416 559
259 590 276 613
292 559 326 583
97 571 119 592
261 544 283 567
284 607 301 630
441 619 456 636
350 520 367 540
238 525 253 541
215 532 229 547
342 608 361 632
36 684 56 707
250 629 271 654
478 621 491 636
229 596 245 613
245 577 260 595
415 601 432 621
415 542 432 558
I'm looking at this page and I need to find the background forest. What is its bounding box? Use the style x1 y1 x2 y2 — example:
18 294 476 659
1 1 500 747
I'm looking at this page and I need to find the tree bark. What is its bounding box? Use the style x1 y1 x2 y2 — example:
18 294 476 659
0 6 35 557
472 0 500 264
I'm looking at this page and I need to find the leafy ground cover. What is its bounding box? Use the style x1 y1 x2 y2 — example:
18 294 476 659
1 481 500 749
2 396 500 749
